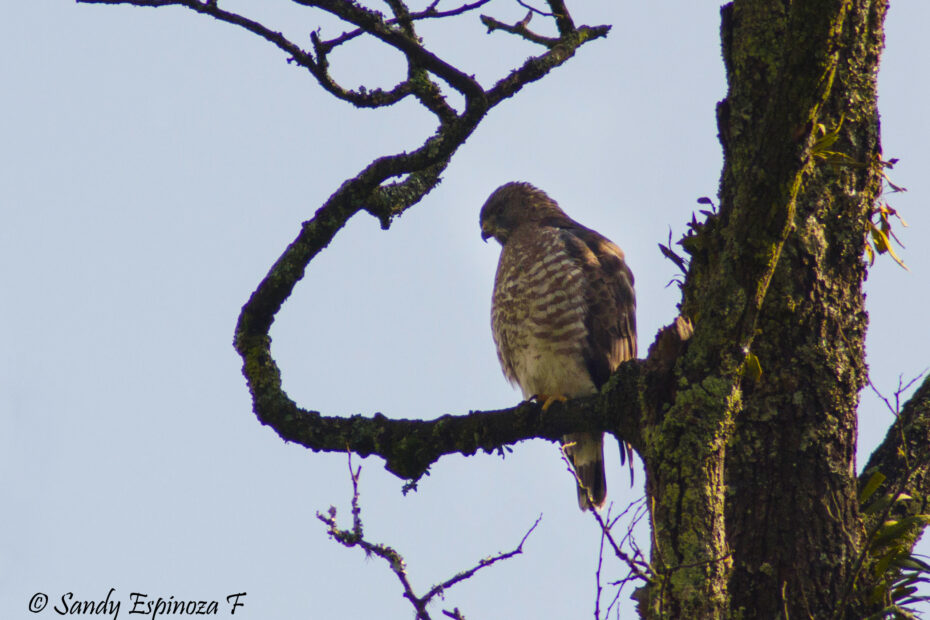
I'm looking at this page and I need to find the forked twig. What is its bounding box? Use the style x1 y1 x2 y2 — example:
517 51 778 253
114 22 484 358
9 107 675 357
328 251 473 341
318 453 542 619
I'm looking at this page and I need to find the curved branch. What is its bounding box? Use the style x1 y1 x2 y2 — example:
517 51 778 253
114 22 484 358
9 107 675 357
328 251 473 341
309 30 415 108
252 358 642 481
240 316 690 482
234 137 457 342
82 0 617 490
220 12 610 480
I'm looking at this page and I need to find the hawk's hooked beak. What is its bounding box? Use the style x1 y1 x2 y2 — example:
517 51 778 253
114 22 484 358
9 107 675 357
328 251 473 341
481 230 491 242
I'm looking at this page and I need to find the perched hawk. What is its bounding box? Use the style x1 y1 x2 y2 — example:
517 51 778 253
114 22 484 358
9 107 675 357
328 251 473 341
480 182 637 510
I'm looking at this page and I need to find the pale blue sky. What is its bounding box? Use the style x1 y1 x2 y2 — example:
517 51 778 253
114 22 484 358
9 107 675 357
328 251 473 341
2 2 928 619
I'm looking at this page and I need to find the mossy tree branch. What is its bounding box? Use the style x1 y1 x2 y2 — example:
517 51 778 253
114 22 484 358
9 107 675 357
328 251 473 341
241 356 644 482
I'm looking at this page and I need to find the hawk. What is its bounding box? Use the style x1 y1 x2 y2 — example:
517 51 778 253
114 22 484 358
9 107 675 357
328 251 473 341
480 182 637 510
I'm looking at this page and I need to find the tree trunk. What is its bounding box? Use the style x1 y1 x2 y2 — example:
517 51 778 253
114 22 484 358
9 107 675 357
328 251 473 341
725 0 886 616
639 1 887 617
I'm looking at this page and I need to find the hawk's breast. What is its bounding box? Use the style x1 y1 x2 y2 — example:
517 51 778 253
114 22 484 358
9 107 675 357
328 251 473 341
491 226 597 400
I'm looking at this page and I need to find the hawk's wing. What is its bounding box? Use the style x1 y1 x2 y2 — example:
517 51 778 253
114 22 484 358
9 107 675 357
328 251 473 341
556 223 637 388
557 221 638 481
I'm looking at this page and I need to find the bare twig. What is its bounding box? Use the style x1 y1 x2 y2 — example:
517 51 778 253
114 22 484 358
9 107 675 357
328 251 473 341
869 370 929 418
320 0 493 51
595 508 607 618
594 504 652 581
517 1 553 16
593 499 648 619
559 448 653 585
423 515 542 601
318 455 542 620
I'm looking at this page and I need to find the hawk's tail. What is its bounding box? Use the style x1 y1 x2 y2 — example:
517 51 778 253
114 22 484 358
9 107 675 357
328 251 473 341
564 432 606 511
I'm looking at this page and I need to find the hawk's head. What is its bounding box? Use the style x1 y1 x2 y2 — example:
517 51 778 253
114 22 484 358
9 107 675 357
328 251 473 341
479 182 568 245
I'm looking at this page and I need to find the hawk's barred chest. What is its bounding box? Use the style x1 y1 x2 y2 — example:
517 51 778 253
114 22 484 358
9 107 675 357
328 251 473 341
491 225 597 400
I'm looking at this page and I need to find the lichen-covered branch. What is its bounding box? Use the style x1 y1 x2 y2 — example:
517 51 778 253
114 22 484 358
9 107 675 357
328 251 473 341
545 0 575 38
239 307 686 483
299 0 485 99
479 13 561 48
485 24 609 105
247 357 642 481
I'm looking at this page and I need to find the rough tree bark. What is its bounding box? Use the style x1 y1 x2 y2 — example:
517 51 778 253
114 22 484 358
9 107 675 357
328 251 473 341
660 1 887 617
80 1 929 618
718 2 882 617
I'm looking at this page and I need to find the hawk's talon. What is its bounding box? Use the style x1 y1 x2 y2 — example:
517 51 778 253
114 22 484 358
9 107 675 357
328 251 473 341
537 394 568 412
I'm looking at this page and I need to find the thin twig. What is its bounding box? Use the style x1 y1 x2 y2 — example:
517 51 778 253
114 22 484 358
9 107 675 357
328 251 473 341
868 376 898 417
318 454 542 620
595 503 607 618
79 0 417 108
517 0 554 17
422 515 542 601
320 0 492 51
869 369 928 418
897 371 929 413
559 448 653 584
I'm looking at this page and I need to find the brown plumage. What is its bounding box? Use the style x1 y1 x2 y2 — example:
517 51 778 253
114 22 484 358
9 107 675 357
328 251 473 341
480 182 637 510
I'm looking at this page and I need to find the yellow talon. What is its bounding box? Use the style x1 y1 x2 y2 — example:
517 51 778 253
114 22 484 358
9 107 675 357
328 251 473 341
539 394 568 412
